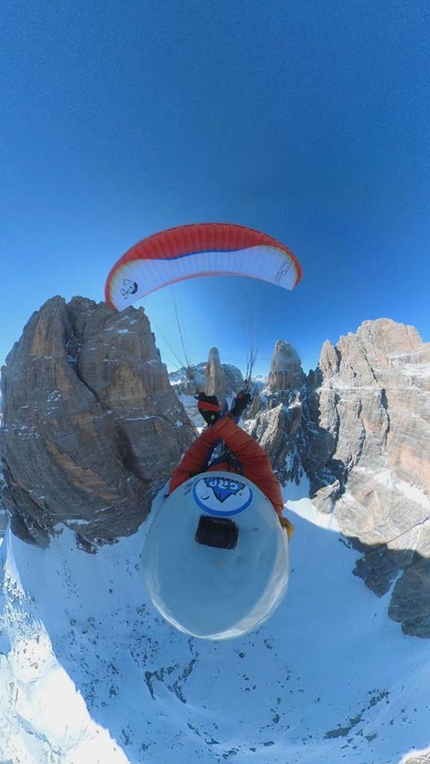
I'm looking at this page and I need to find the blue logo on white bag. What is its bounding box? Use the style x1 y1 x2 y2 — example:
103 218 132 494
192 476 253 516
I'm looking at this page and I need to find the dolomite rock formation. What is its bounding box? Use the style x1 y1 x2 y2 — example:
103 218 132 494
246 324 430 638
0 296 195 548
221 363 246 398
205 347 245 402
315 319 430 636
267 341 307 392
169 353 244 402
316 320 430 534
246 340 333 489
2 298 430 638
168 353 244 426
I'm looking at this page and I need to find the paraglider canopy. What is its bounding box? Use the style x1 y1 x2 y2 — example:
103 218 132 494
105 222 302 311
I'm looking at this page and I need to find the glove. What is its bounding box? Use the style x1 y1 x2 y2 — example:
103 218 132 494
230 390 252 418
197 393 221 425
280 515 295 541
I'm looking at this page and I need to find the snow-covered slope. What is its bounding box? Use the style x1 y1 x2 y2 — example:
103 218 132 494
1 489 430 764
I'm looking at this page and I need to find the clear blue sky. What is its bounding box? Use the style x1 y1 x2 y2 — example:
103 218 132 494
1 0 429 377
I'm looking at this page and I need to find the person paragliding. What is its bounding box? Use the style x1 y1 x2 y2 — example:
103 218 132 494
106 222 302 638
169 390 295 540
142 388 293 638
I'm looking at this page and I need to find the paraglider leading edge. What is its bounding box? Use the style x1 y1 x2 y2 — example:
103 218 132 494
104 222 303 311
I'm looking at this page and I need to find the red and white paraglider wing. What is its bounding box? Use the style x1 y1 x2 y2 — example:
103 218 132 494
105 222 302 311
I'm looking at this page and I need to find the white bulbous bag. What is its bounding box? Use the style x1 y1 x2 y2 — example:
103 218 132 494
141 471 289 640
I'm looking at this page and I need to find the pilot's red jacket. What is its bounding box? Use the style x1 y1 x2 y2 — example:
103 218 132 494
169 415 284 517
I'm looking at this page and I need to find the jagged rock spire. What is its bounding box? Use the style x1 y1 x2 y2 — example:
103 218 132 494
205 347 227 399
267 340 306 392
204 347 244 402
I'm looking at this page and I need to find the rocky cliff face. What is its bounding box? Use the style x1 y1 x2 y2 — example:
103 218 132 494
2 298 430 638
317 320 430 514
0 297 194 548
204 347 245 402
244 324 430 638
267 341 307 392
316 319 430 637
246 340 333 491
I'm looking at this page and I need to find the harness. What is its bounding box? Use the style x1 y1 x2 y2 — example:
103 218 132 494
204 440 244 474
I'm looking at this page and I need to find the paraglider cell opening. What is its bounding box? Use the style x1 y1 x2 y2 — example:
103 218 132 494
195 516 238 550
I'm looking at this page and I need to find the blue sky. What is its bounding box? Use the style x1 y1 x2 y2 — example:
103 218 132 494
1 0 429 377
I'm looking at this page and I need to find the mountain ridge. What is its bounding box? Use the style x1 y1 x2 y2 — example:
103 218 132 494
1 299 429 637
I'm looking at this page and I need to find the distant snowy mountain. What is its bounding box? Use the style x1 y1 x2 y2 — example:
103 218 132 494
1 493 430 764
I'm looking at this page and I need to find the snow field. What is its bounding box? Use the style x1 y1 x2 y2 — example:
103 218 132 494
0 489 429 763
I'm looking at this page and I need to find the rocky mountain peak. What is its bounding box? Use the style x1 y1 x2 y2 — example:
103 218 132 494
319 317 423 383
204 346 244 401
242 320 430 638
205 347 226 399
2 301 430 638
266 340 307 392
246 341 312 486
316 319 430 636
0 296 195 548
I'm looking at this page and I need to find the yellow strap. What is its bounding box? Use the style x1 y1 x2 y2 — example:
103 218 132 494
279 515 295 541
